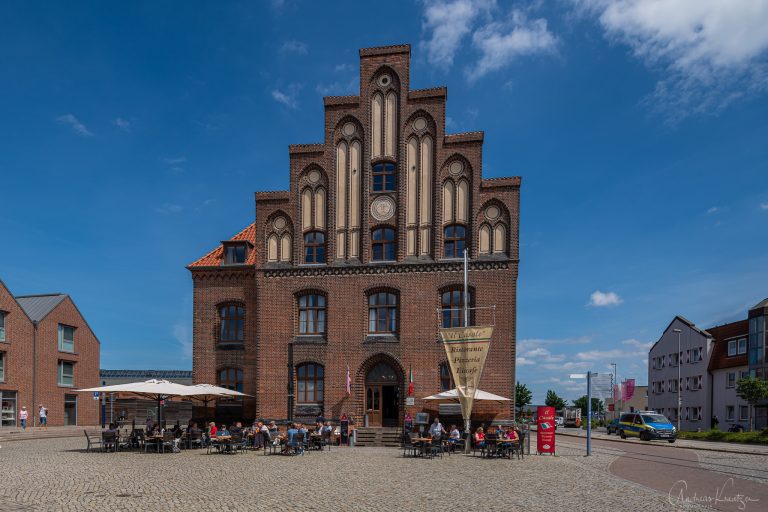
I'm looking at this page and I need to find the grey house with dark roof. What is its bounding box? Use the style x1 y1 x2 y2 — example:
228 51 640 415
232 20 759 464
648 316 714 431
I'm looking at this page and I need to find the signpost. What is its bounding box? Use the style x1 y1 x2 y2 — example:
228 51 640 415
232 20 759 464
340 413 349 446
536 406 556 454
404 412 413 435
570 372 594 456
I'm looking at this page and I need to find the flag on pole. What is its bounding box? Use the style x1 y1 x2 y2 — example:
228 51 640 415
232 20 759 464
346 366 351 396
623 379 635 401
408 367 414 396
614 383 621 403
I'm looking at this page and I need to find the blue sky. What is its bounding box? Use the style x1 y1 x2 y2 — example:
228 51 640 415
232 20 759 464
1 1 767 403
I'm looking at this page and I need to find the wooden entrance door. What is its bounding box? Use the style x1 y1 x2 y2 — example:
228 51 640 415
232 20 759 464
366 386 382 427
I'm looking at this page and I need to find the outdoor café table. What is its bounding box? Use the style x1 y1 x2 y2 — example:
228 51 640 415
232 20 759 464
144 435 164 453
485 438 517 458
214 435 234 454
309 433 323 451
412 438 432 457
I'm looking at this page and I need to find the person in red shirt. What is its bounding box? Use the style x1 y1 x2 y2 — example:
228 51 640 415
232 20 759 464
208 422 218 438
474 427 485 448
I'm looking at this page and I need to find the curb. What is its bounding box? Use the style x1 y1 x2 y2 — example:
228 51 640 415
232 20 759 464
551 429 768 456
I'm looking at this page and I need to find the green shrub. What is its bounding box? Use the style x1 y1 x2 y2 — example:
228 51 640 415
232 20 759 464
676 428 768 444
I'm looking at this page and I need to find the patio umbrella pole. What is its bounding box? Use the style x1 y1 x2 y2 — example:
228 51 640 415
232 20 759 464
463 248 472 455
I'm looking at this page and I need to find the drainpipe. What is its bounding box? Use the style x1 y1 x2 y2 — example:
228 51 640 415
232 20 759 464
287 342 294 421
32 320 38 427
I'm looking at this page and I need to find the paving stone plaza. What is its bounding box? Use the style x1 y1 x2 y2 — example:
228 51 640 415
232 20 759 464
0 437 718 512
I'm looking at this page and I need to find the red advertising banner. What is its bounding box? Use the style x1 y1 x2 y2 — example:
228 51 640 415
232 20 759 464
537 406 556 454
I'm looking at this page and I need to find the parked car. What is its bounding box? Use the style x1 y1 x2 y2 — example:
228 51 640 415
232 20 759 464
606 418 620 435
555 416 564 427
618 412 676 443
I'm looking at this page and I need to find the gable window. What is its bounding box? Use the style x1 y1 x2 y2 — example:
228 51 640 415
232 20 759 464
58 325 75 353
738 338 747 355
441 288 472 328
728 340 737 356
299 294 326 335
297 363 324 403
368 292 398 334
219 304 245 344
224 243 247 265
218 367 243 394
0 311 5 342
304 232 326 264
371 228 396 261
439 362 454 391
726 372 735 388
443 225 466 259
58 360 74 387
372 162 396 192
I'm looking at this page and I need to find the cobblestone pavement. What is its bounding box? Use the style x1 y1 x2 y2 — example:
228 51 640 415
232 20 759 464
0 437 712 511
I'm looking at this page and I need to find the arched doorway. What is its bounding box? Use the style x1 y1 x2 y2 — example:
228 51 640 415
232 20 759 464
365 362 400 427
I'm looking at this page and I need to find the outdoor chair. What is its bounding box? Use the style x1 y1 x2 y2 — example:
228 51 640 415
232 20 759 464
484 434 499 458
102 432 118 452
402 432 419 458
162 432 176 453
285 433 303 456
232 434 248 454
84 430 102 453
321 430 332 451
428 435 444 459
188 432 203 450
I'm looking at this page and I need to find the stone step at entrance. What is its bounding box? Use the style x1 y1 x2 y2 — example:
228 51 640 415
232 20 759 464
355 427 402 447
0 426 100 443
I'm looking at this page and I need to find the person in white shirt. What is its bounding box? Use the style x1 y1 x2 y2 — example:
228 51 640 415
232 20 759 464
429 417 446 438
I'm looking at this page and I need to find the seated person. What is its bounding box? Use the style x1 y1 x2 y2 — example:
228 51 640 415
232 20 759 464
323 421 334 434
449 425 461 443
230 422 243 435
297 423 308 436
474 427 486 447
268 421 279 435
189 422 202 435
285 423 299 452
507 428 519 442
218 425 230 437
208 422 218 438
315 422 324 435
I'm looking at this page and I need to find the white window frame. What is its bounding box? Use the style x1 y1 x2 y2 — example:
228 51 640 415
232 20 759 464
728 340 737 356
726 372 736 388
58 360 74 387
726 405 735 421
738 338 747 355
58 324 75 353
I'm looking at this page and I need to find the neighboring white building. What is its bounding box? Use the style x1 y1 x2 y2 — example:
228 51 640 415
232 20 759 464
648 316 714 431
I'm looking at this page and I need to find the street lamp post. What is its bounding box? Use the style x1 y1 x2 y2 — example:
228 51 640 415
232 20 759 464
673 328 682 432
610 363 617 420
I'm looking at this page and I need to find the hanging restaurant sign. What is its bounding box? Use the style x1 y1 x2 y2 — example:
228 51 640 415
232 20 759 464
439 326 494 420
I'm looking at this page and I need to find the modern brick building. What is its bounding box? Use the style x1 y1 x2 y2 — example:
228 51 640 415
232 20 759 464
0 280 100 427
188 44 520 427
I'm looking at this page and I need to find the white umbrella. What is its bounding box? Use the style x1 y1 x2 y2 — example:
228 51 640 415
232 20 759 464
422 388 511 402
77 379 203 426
187 384 250 423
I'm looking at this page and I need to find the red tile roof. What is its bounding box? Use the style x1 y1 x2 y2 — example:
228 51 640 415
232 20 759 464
188 223 256 268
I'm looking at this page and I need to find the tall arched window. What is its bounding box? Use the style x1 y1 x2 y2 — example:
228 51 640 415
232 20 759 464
219 304 244 343
441 288 472 328
218 367 243 393
371 227 396 261
368 291 398 334
297 363 324 403
304 231 326 264
443 224 466 258
298 294 326 335
439 362 454 391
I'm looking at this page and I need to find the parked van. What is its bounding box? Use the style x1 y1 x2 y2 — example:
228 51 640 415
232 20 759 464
618 412 676 443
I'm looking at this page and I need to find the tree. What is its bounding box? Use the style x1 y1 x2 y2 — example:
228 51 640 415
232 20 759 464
573 395 604 414
545 389 566 411
515 382 532 415
736 376 768 431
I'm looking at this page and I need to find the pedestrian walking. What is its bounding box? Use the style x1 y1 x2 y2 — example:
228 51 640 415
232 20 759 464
38 404 48 429
19 406 28 430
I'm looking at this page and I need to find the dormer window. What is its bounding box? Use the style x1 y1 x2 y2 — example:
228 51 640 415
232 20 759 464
223 242 248 265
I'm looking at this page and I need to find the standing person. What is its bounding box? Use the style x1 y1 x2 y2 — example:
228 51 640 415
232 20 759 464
429 417 446 439
19 406 28 430
38 404 47 429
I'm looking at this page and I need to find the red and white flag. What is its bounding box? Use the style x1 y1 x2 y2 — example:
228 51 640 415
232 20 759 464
345 366 351 396
623 379 635 401
408 367 414 396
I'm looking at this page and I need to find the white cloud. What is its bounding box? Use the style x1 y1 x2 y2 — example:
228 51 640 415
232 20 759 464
161 156 186 165
173 321 192 359
576 0 768 120
55 114 93 136
280 40 308 55
272 84 302 109
112 117 131 131
588 290 623 307
706 206 719 214
156 203 183 214
420 0 496 69
760 202 768 210
517 357 535 366
622 338 653 350
467 9 557 81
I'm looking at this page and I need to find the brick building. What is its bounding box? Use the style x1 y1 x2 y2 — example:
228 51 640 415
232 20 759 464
188 44 520 427
0 280 100 427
